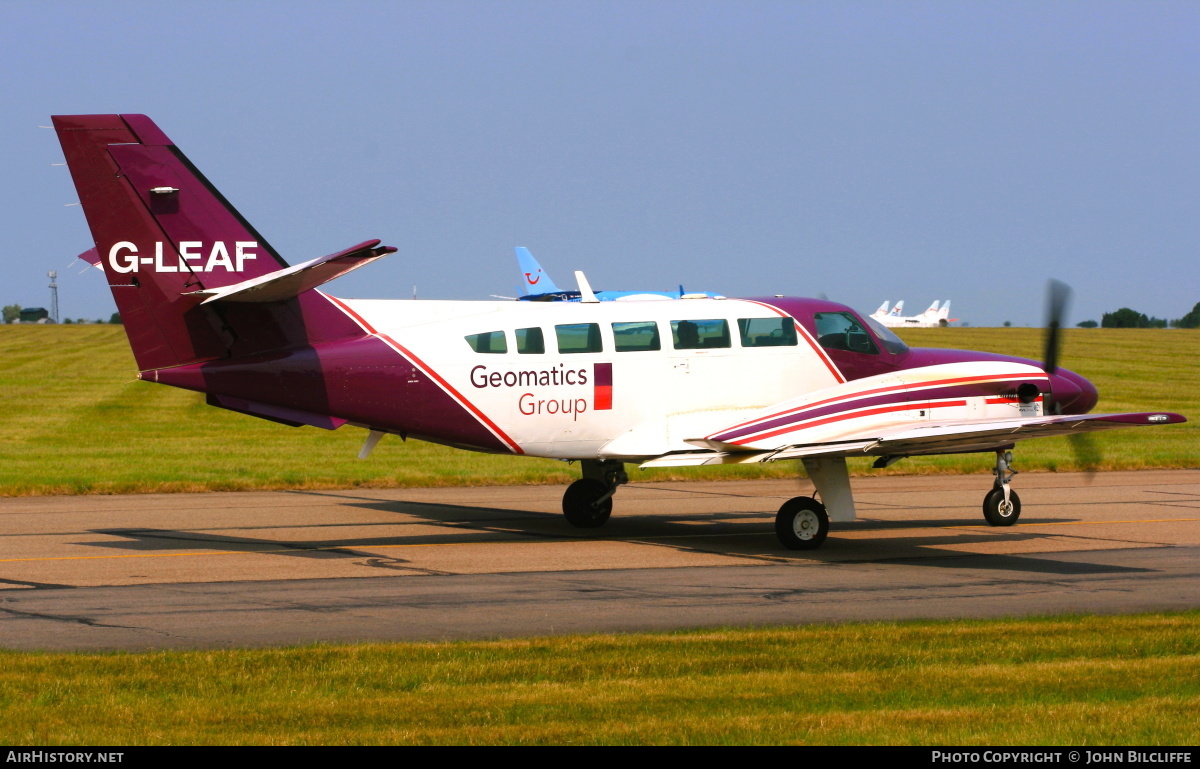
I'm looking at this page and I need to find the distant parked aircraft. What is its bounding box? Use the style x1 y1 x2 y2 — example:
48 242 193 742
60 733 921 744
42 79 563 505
516 247 723 302
871 300 955 328
873 300 904 318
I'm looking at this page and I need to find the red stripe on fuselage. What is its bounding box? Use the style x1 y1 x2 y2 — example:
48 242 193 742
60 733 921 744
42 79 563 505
733 399 969 446
710 371 1045 440
324 294 524 455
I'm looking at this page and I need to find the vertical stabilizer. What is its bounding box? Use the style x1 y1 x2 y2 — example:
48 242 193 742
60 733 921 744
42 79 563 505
516 247 562 295
54 114 359 370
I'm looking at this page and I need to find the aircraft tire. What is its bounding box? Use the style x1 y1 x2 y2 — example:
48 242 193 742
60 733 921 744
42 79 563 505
775 496 829 550
563 478 613 528
982 487 1021 526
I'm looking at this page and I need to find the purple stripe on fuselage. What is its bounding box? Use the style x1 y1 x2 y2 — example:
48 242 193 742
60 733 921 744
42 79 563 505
153 335 511 453
711 380 1043 443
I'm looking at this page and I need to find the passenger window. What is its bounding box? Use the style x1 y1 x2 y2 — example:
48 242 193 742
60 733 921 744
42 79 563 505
671 319 731 350
612 321 661 352
814 312 878 354
555 323 603 354
465 330 507 354
738 317 798 347
516 327 545 354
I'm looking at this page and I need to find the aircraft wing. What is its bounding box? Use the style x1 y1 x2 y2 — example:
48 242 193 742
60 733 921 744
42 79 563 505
641 411 1185 468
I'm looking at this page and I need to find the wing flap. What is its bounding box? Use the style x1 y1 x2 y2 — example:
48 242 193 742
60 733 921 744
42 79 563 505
639 450 772 468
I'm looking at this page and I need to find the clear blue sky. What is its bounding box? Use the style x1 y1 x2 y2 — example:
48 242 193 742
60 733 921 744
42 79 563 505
3 0 1196 327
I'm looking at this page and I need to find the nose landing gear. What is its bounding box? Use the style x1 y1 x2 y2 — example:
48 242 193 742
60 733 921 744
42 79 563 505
983 450 1021 526
562 459 627 528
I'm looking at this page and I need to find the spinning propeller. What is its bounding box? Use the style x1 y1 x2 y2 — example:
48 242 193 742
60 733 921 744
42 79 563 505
1040 279 1100 475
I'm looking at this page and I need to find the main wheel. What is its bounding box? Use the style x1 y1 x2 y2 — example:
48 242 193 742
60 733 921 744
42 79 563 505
982 487 1021 526
562 478 613 528
774 496 829 550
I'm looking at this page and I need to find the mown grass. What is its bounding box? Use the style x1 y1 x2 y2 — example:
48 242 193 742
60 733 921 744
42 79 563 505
3 612 1199 745
0 325 1194 496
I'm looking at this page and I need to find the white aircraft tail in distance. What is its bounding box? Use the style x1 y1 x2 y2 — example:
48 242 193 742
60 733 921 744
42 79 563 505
53 113 1184 551
871 299 955 328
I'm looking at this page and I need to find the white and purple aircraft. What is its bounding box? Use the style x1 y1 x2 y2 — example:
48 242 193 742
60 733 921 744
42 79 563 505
54 114 1185 550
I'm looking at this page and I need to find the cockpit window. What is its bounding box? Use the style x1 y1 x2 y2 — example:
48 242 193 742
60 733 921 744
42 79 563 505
863 316 909 355
814 312 879 355
465 330 507 353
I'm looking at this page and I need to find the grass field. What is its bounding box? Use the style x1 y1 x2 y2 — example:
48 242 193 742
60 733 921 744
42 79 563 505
0 325 1195 496
4 612 1199 745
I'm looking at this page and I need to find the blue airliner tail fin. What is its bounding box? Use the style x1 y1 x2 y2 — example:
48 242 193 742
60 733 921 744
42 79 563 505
516 247 562 295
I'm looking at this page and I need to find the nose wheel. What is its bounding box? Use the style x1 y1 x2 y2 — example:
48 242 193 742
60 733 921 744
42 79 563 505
983 450 1022 526
983 486 1021 526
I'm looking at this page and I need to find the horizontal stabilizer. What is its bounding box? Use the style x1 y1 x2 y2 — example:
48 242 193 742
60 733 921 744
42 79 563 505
77 247 101 268
187 240 396 304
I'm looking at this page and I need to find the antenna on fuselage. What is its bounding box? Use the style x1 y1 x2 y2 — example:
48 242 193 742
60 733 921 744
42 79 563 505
574 271 599 303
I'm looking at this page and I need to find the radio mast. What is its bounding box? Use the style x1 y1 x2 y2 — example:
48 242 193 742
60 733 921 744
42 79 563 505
48 271 59 323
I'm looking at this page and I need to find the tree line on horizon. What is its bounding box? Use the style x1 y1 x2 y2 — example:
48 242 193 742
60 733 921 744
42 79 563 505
2 303 120 325
1074 302 1200 329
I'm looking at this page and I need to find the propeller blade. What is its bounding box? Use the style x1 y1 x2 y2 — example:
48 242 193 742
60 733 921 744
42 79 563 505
1043 279 1071 376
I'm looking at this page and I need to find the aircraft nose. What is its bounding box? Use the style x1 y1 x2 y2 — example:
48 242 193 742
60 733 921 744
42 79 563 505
1050 368 1098 414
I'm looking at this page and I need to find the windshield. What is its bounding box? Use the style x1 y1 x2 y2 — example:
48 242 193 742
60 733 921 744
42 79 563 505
863 316 910 355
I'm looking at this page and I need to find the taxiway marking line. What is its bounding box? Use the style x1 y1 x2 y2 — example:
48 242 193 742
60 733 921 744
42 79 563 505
944 517 1200 531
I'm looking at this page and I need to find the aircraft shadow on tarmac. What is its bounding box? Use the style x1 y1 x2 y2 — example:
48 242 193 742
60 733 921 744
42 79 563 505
72 488 1157 579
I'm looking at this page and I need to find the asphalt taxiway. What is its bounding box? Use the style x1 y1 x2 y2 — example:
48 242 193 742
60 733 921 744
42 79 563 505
2 469 1198 650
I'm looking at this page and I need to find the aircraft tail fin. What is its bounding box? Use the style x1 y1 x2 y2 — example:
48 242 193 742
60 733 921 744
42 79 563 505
516 247 562 295
891 301 904 316
923 300 940 316
874 300 890 316
53 114 374 370
938 300 951 319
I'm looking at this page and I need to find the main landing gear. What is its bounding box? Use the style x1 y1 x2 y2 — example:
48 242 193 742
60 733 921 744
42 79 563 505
562 459 627 528
983 450 1021 526
774 496 830 550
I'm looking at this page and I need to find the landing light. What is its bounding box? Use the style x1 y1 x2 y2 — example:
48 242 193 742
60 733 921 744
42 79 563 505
1148 414 1169 423
150 186 179 195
